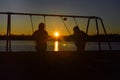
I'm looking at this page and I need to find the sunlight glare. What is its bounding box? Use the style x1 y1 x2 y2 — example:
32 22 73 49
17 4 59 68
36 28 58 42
54 41 59 51
63 43 66 46
54 32 59 37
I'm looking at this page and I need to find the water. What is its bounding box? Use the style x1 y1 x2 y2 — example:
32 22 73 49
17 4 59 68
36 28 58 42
0 40 120 52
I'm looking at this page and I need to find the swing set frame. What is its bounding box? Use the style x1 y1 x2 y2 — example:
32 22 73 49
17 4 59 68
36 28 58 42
0 12 112 52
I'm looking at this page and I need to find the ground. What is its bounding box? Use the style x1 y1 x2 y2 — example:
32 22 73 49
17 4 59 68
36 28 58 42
0 51 120 80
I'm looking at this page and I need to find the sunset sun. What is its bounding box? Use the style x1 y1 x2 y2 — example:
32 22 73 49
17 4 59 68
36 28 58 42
54 32 59 37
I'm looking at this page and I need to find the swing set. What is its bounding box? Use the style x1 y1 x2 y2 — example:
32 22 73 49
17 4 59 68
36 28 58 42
0 12 112 52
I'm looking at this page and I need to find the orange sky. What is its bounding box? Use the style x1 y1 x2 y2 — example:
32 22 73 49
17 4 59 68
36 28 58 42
0 0 120 35
0 15 107 36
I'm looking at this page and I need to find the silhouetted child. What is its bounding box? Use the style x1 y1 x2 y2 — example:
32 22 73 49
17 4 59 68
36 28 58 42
73 26 88 53
32 23 48 52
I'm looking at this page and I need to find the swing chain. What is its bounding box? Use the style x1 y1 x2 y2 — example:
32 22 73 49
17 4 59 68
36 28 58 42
60 16 71 35
30 15 34 33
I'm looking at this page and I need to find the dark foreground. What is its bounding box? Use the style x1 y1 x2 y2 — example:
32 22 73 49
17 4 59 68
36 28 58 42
0 51 120 80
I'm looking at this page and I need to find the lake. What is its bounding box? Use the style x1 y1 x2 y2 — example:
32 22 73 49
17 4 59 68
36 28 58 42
0 40 120 52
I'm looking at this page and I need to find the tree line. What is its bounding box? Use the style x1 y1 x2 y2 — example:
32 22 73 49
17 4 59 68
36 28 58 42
0 34 120 42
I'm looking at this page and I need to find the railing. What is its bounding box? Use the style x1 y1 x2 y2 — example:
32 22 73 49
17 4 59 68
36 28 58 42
0 12 112 52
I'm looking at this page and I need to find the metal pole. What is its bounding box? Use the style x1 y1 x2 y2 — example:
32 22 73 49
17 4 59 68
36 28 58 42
6 13 11 52
98 18 112 50
0 12 97 19
95 18 101 51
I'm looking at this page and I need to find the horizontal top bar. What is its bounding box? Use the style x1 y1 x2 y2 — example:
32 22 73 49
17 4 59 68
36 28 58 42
0 12 100 19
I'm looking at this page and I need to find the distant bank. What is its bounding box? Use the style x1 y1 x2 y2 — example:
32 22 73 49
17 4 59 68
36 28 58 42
0 34 120 42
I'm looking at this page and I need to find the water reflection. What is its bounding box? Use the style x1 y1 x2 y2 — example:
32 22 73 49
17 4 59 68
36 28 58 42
1 40 119 51
54 41 59 51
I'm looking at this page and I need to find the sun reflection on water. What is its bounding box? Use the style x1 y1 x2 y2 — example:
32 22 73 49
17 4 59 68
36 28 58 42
54 41 59 51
